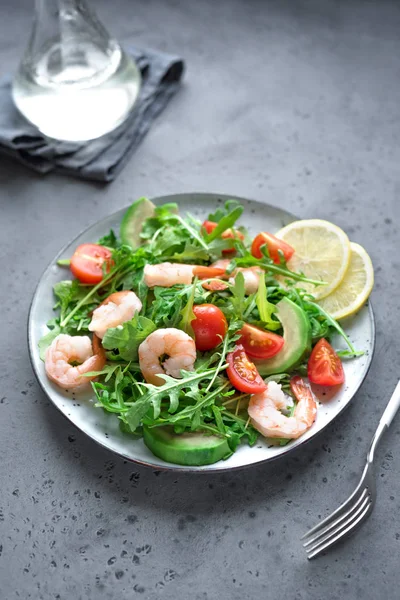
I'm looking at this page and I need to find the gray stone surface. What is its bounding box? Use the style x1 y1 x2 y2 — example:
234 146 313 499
1 0 399 598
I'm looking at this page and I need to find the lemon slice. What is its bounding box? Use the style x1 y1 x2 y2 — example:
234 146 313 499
275 219 351 300
317 242 374 320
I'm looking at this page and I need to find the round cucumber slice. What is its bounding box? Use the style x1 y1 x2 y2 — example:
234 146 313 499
120 197 155 248
143 426 231 466
255 297 311 375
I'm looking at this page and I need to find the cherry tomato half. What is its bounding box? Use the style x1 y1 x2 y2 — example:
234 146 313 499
202 220 219 235
70 243 113 284
191 304 228 352
226 345 267 394
239 323 284 359
202 220 245 254
307 338 345 386
251 232 295 264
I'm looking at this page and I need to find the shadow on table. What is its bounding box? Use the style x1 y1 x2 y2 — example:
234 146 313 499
0 153 105 190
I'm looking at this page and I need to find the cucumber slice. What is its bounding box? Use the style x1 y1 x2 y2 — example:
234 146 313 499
255 297 311 375
120 197 155 248
143 426 231 466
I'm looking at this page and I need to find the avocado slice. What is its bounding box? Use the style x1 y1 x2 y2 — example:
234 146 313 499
255 297 311 375
120 197 155 248
143 425 231 466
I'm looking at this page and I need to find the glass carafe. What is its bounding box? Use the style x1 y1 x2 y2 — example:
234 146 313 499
12 0 141 141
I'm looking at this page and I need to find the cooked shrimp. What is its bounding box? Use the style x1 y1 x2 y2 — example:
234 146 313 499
211 258 231 272
144 263 195 287
235 267 261 294
88 290 142 339
248 381 317 439
45 334 106 390
211 259 262 295
144 263 226 288
138 328 197 386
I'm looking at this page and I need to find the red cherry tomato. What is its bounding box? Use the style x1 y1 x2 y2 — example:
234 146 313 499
202 220 218 235
70 243 113 284
239 323 284 359
226 345 267 394
201 220 245 254
191 304 228 352
251 232 295 264
307 338 345 386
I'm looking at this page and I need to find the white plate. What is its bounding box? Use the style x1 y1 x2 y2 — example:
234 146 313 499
28 193 375 471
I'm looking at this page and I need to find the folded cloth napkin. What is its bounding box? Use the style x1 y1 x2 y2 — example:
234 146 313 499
0 46 184 182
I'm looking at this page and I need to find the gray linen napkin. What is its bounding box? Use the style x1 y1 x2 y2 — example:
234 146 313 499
0 46 184 182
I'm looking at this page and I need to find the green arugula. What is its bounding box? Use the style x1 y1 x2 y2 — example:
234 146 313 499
98 229 120 248
203 206 243 242
256 273 279 329
102 315 157 361
38 325 61 360
179 278 197 336
207 199 243 223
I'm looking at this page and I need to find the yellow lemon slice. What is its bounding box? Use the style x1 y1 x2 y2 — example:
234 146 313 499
317 242 374 320
275 219 351 300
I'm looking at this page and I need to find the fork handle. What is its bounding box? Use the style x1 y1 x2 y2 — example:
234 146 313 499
368 380 400 463
379 380 400 428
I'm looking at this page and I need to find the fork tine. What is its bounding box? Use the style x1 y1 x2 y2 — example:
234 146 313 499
307 502 372 560
304 491 371 553
301 470 367 540
303 487 369 548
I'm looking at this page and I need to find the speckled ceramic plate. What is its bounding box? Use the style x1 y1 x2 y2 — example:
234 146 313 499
28 193 375 472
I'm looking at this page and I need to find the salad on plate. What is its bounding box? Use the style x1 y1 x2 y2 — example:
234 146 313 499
38 197 374 466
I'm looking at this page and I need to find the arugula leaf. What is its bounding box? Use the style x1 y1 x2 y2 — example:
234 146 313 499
169 241 210 263
234 254 327 287
53 280 74 310
125 368 223 430
212 406 226 434
155 203 179 217
208 199 243 223
52 280 100 332
229 271 245 319
38 325 61 360
150 286 183 328
125 397 152 431
203 206 243 242
256 273 280 330
305 301 358 353
140 203 179 241
179 278 197 336
166 381 228 424
336 349 364 359
150 227 187 257
142 369 218 420
97 229 119 248
102 315 157 361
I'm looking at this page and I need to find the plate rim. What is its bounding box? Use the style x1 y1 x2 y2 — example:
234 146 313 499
27 192 376 473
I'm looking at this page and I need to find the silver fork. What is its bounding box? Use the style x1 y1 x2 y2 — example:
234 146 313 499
302 379 400 560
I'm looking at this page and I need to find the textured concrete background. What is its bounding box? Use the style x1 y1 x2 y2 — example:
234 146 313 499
1 0 400 598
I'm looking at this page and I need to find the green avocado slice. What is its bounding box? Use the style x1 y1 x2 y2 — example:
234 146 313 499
120 197 155 248
143 426 231 466
255 297 311 375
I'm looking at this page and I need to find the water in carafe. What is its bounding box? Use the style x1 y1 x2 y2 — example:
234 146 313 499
12 0 141 141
